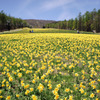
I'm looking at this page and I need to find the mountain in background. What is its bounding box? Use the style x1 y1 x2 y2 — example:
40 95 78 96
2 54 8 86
24 19 57 28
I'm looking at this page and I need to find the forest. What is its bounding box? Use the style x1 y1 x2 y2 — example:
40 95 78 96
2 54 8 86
45 9 100 33
1 9 100 33
0 10 30 32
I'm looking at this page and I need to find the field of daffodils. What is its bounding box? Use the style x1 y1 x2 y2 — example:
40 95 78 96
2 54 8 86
0 29 100 100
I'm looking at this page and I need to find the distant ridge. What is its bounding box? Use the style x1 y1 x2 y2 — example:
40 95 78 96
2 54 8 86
24 19 57 28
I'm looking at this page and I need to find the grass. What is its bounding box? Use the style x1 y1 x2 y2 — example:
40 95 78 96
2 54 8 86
0 28 100 100
0 28 96 34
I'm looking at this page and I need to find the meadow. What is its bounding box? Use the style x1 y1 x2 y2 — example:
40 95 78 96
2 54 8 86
0 28 94 34
0 28 100 100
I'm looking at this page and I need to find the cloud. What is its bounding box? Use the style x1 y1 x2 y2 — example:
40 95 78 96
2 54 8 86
22 9 37 19
13 0 33 16
41 0 75 11
57 10 75 21
12 0 100 20
57 0 92 20
57 11 68 20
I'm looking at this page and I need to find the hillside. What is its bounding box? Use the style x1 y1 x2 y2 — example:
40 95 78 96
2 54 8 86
24 19 56 28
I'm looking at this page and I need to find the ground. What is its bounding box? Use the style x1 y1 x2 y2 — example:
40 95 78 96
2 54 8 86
0 28 100 100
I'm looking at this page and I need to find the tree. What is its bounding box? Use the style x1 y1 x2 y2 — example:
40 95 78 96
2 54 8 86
45 8 100 32
72 18 78 30
96 9 100 32
0 10 29 32
0 10 7 31
77 12 82 31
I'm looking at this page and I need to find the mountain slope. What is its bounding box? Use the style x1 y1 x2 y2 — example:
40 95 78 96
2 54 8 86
24 19 56 28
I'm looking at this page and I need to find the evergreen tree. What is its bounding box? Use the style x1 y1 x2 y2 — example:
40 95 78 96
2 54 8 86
0 10 29 32
45 8 100 33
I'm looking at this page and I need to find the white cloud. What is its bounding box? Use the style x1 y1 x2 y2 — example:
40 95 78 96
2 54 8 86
57 10 75 21
57 11 68 20
41 0 75 11
22 9 36 19
13 0 33 16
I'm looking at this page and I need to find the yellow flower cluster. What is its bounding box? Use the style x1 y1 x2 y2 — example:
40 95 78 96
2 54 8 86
37 83 44 92
52 84 61 100
0 28 100 99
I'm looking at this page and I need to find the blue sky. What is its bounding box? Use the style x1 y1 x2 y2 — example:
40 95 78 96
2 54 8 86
0 0 100 21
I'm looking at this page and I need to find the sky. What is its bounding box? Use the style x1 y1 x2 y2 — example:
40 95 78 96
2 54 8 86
0 0 100 21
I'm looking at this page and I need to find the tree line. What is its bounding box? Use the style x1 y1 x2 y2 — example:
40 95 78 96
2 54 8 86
0 10 30 32
45 8 100 33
